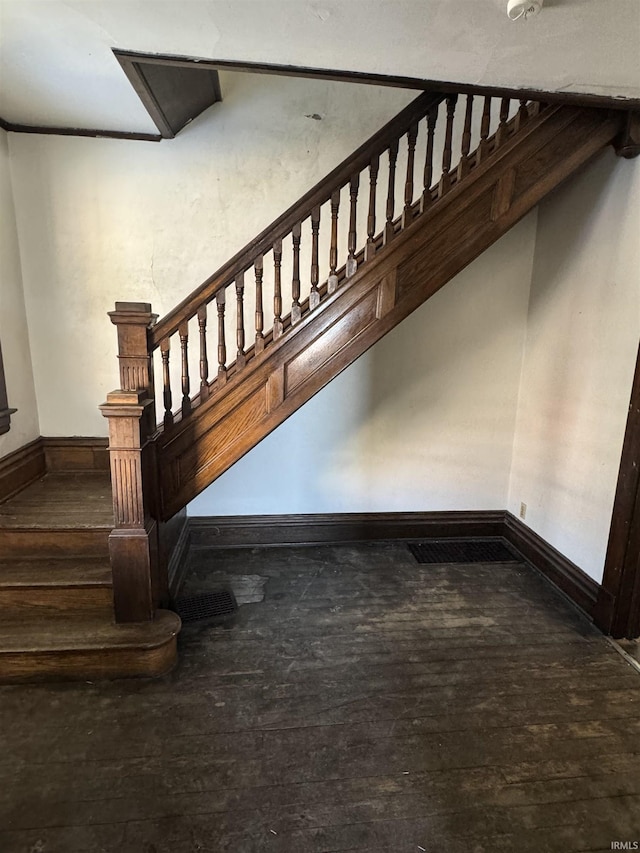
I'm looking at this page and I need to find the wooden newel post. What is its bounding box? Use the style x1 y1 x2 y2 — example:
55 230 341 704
100 302 163 623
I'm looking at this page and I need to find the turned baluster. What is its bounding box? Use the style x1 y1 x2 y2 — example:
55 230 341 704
235 271 246 370
384 139 399 244
309 206 321 310
402 122 418 229
197 305 209 400
516 98 529 131
216 290 227 383
439 95 458 197
457 95 474 181
421 105 438 212
346 174 359 277
160 338 173 428
178 321 191 417
496 98 511 146
273 239 283 340
529 99 542 118
254 256 264 354
328 190 340 293
365 155 379 261
477 96 492 164
291 222 302 324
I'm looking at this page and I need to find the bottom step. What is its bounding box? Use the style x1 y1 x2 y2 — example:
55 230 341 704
0 610 181 682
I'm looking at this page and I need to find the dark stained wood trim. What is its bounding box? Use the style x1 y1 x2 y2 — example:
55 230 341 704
595 341 640 639
502 514 601 619
614 112 640 158
166 511 192 601
0 609 180 683
41 437 109 472
113 49 640 113
189 511 507 549
0 122 161 142
0 408 18 436
0 438 46 503
0 341 16 436
115 55 175 139
114 52 222 139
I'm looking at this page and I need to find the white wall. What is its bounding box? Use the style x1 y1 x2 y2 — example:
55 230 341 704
9 74 416 435
0 129 39 458
8 69 637 581
189 213 537 516
8 72 537 515
508 151 640 582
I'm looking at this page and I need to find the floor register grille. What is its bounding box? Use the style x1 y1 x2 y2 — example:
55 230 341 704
408 539 518 564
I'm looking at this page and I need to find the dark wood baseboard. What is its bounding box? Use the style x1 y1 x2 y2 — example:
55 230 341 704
0 438 46 503
42 437 109 472
189 510 506 549
164 510 191 602
189 510 604 626
502 513 600 618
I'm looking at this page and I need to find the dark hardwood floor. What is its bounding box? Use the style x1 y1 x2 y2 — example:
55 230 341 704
0 472 113 530
0 541 638 852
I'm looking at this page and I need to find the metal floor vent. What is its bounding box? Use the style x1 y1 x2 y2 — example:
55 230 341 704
174 589 238 624
408 539 518 564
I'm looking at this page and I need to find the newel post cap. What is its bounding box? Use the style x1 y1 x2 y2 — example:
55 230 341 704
108 302 158 327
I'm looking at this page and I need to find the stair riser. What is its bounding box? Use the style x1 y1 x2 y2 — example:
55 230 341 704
0 529 110 558
0 636 177 682
0 587 113 618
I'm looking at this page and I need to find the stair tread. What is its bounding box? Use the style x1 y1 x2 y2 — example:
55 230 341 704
0 557 112 588
0 472 114 530
0 610 181 653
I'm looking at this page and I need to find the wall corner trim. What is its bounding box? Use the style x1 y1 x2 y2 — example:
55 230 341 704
502 512 600 618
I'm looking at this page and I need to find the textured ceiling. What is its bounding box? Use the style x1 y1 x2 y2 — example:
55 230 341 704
1 0 639 132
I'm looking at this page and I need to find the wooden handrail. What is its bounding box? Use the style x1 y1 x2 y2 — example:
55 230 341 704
147 93 552 435
150 91 444 347
107 89 601 623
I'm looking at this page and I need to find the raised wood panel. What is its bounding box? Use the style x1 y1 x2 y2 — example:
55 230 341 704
161 385 269 515
396 192 493 301
42 437 109 472
285 288 379 394
155 105 623 520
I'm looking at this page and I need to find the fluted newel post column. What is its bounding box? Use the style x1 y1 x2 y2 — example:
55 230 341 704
100 302 163 623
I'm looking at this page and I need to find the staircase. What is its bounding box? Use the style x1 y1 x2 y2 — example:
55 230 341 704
0 462 179 681
0 88 633 680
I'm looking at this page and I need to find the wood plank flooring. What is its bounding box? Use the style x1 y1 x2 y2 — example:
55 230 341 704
0 472 113 529
0 541 638 852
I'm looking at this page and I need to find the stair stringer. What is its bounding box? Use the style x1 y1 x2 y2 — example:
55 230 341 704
156 104 623 521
